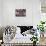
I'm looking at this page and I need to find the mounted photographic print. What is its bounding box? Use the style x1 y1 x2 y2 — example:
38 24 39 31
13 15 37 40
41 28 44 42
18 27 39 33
15 9 26 17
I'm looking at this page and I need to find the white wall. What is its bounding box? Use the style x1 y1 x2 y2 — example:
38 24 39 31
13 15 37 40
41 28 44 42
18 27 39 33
2 0 41 26
32 0 41 27
0 0 3 26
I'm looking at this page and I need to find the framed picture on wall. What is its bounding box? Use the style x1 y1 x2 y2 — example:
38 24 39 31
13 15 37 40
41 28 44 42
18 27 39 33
15 9 26 17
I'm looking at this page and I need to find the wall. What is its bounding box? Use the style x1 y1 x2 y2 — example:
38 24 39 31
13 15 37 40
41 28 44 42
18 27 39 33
32 0 41 27
2 0 41 27
0 0 3 26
